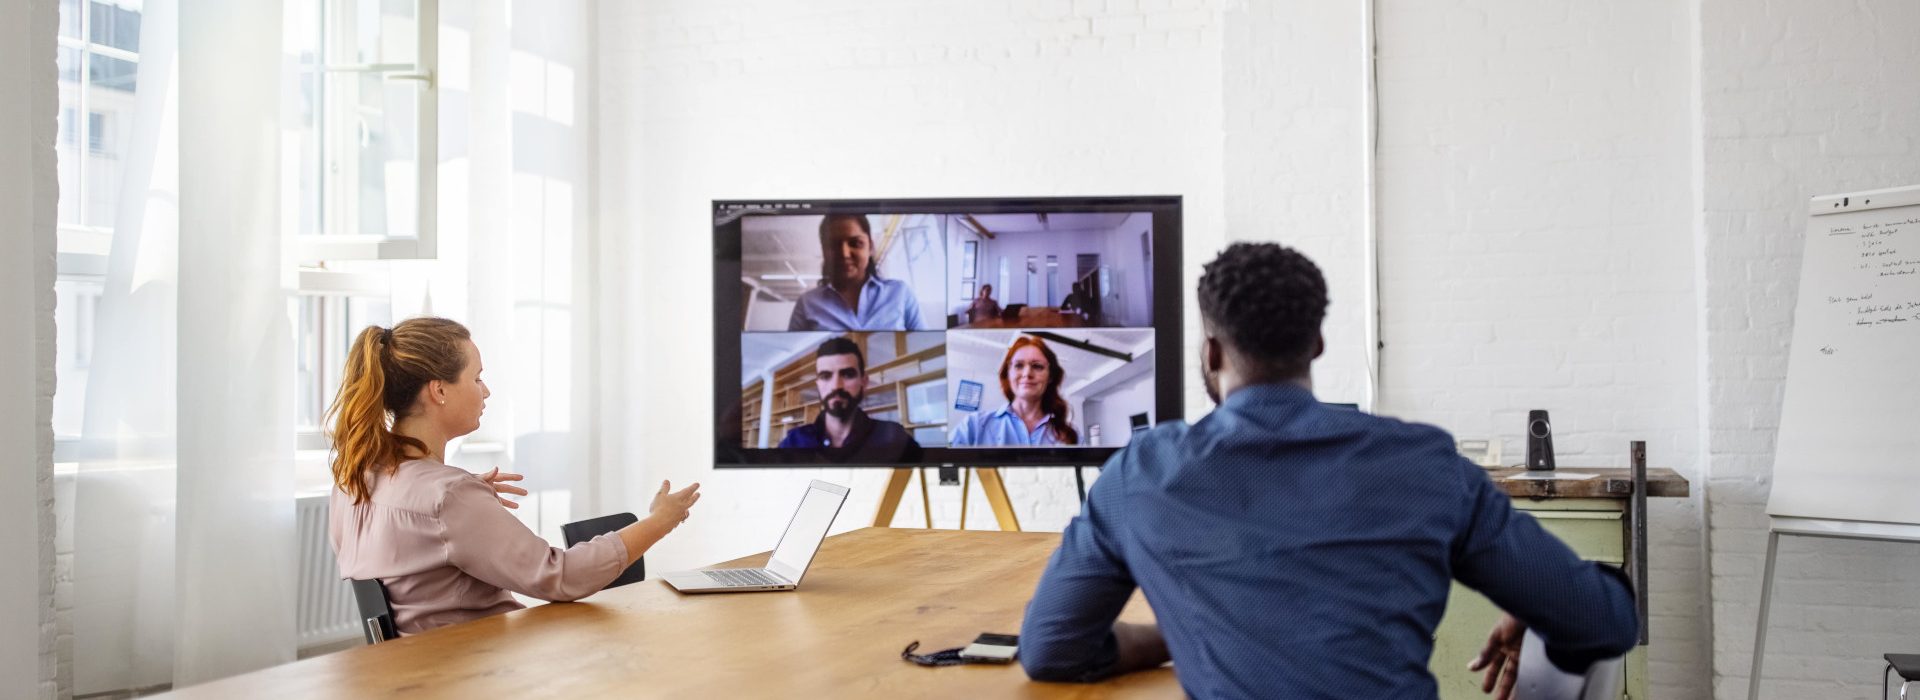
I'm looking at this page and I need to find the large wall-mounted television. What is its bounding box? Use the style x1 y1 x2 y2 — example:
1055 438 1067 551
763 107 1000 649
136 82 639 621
713 196 1182 468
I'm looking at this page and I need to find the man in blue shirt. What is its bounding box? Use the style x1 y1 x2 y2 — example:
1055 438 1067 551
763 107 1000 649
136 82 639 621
787 214 931 331
1019 243 1638 699
775 336 920 463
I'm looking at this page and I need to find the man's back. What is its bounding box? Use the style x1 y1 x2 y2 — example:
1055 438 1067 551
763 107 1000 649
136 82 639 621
1019 383 1638 698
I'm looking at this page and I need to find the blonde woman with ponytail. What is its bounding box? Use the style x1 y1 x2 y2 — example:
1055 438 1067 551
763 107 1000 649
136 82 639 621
327 317 700 635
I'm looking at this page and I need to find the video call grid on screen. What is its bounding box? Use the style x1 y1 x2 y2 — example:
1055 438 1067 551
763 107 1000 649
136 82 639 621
713 197 1182 468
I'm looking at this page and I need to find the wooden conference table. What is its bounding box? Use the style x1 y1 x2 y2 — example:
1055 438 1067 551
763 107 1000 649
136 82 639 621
162 528 1177 699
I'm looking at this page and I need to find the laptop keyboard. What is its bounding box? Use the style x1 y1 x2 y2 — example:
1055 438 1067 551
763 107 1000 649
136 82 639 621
703 568 784 587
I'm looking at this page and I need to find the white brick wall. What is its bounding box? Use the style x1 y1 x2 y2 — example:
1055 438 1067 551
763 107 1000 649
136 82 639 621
2 0 60 697
1373 1 1709 696
1222 0 1372 408
593 0 1232 571
592 2 1918 698
6 1 1904 691
11 0 1908 694
1701 1 1920 698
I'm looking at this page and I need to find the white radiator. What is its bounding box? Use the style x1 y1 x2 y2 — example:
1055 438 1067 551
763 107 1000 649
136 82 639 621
296 493 360 649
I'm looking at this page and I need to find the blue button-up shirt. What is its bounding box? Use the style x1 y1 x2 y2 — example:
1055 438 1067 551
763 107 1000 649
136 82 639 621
1020 383 1638 698
949 405 1065 447
774 410 921 463
787 276 931 331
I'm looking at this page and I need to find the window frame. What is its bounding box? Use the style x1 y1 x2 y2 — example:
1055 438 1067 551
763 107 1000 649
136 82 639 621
289 0 444 456
55 0 139 271
292 269 392 451
50 271 106 464
292 0 440 262
50 0 449 463
52 0 137 463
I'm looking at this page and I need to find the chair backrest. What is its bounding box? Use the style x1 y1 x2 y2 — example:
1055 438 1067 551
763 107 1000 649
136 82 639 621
562 512 645 588
1512 629 1626 700
350 579 397 645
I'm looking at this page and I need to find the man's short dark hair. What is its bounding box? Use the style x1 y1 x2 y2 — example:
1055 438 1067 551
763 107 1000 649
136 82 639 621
816 336 866 372
1197 242 1328 379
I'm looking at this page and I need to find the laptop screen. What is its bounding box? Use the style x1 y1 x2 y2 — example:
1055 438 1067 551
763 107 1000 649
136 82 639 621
767 481 849 583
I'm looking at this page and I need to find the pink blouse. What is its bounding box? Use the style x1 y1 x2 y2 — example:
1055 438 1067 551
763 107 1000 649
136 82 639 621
329 459 629 635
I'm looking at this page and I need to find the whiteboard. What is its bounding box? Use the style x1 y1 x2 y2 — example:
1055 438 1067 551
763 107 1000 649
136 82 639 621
1768 184 1920 526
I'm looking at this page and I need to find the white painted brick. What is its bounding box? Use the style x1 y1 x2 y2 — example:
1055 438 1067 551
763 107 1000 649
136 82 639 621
1703 0 1920 696
3 0 60 696
1374 1 1706 695
595 0 1234 582
583 1 1920 698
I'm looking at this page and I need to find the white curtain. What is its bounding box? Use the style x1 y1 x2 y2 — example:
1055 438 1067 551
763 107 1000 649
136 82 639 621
72 0 179 692
68 0 296 692
60 0 600 690
175 0 296 684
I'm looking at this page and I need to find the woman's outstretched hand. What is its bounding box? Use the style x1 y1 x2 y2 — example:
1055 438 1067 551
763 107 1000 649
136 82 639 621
615 481 704 567
650 480 702 526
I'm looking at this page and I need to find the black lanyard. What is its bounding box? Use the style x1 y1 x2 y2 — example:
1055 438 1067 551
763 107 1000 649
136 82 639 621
900 641 982 667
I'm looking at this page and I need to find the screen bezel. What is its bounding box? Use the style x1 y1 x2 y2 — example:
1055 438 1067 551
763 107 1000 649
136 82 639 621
713 196 1183 468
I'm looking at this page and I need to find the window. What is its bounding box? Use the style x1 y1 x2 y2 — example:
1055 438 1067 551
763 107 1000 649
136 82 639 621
53 0 145 454
51 278 104 440
287 0 440 261
1046 254 1058 306
51 0 444 456
905 379 946 426
284 0 443 459
88 0 142 52
87 111 109 154
292 286 393 450
959 238 978 304
998 257 1010 306
55 0 141 240
1025 255 1040 306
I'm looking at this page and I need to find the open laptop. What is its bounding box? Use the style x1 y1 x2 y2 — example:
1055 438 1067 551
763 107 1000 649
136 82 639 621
660 480 850 593
1000 303 1027 320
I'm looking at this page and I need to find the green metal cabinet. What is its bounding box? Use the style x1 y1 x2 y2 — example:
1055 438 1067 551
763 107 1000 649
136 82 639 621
1428 498 1645 700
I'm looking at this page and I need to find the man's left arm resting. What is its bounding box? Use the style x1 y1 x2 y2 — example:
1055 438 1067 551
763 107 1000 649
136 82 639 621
1109 620 1170 675
1019 494 1164 682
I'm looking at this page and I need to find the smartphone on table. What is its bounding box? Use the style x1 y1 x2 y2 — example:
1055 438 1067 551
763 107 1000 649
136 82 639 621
959 633 1018 663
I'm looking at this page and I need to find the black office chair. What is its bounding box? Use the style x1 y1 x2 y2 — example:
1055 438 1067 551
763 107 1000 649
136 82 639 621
1885 653 1920 699
351 578 398 645
562 513 646 588
1512 629 1625 700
